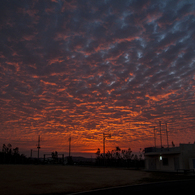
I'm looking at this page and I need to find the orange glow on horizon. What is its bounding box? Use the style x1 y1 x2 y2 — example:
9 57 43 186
0 0 195 158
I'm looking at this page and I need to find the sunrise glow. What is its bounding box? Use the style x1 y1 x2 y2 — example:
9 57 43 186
0 0 195 157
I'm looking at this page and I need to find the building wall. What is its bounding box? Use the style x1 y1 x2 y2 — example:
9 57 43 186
145 154 181 172
180 144 195 170
145 144 195 172
145 156 157 170
158 154 180 172
189 158 195 169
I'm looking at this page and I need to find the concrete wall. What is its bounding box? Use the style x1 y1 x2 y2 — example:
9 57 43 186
145 154 180 172
145 156 157 170
180 144 195 170
156 154 180 172
145 155 179 171
145 144 195 172
189 158 195 169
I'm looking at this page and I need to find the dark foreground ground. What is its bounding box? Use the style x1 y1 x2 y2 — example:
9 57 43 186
66 179 195 195
1 165 195 195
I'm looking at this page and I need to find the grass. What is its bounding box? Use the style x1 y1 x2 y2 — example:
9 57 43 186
0 165 194 195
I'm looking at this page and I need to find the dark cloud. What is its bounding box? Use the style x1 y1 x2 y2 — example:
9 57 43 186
0 0 195 154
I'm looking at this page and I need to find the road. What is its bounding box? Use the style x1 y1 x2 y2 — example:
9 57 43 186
68 179 195 194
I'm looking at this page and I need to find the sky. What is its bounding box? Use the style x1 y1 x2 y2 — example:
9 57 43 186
0 0 195 157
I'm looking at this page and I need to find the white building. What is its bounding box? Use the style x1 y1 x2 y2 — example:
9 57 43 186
144 143 195 172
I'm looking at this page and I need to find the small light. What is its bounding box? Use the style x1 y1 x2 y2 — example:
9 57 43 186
160 156 162 160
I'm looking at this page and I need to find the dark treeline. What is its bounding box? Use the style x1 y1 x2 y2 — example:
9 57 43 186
0 144 73 165
0 143 145 168
0 144 31 164
49 151 73 165
95 147 145 169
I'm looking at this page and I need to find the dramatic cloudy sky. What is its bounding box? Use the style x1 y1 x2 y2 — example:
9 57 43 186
0 0 195 156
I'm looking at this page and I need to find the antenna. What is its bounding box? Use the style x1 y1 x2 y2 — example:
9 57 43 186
165 123 169 148
37 135 41 159
159 121 162 148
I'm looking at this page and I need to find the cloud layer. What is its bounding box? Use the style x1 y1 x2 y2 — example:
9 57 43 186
0 0 195 155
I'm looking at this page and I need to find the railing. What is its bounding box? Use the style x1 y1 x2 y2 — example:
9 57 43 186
145 146 180 153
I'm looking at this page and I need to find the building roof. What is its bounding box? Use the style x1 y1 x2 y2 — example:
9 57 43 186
145 146 180 156
145 143 195 156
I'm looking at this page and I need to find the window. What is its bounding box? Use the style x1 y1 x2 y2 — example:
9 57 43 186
162 158 168 166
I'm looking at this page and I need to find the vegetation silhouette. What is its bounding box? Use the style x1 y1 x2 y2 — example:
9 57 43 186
49 151 69 164
95 147 144 168
0 144 30 164
0 143 144 168
51 151 58 164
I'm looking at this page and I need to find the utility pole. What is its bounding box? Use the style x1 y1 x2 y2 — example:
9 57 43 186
159 121 162 148
103 133 111 158
153 126 156 148
69 136 71 157
37 135 41 159
165 123 169 148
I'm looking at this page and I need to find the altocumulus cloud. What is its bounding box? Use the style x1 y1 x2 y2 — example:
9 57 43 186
0 0 195 154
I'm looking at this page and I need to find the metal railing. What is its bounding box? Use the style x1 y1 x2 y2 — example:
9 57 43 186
145 146 180 153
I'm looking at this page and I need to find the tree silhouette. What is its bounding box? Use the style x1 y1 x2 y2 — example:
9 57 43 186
7 143 12 154
51 151 58 163
95 148 100 157
2 144 7 153
115 146 121 159
0 144 30 164
13 147 19 155
2 144 12 153
95 146 145 168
